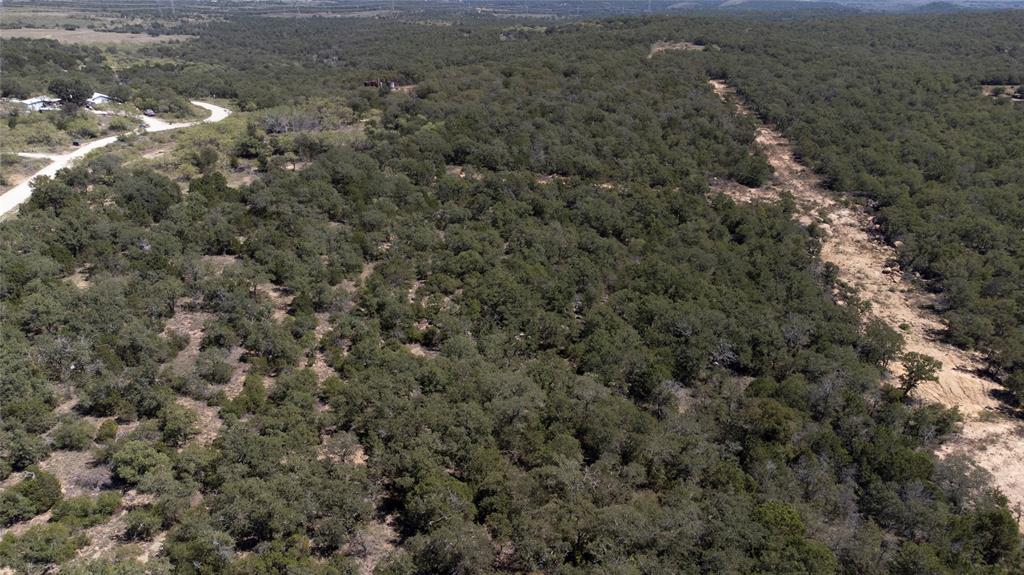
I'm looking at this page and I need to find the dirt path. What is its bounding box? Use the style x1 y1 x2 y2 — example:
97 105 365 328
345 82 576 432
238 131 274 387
0 101 231 218
709 79 1024 526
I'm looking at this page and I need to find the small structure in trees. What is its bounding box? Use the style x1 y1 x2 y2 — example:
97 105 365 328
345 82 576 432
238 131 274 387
86 92 114 107
19 95 61 112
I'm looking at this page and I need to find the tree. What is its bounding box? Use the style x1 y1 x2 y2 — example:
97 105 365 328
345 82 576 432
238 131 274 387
159 403 198 447
860 319 905 369
0 523 86 570
49 77 92 107
1 468 62 526
899 352 941 398
110 441 173 486
193 146 219 174
52 418 95 451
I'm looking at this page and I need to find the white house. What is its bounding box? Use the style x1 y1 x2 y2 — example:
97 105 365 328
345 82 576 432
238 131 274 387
87 92 114 107
20 95 61 111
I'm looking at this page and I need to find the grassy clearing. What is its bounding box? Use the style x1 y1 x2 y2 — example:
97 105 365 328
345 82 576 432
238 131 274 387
0 28 193 45
0 105 136 155
0 154 48 189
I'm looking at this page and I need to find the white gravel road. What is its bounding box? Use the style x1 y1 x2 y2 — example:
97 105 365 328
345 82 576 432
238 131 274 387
0 101 231 217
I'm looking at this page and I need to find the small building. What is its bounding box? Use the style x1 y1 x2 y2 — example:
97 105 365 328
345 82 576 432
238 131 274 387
87 92 114 107
20 95 61 112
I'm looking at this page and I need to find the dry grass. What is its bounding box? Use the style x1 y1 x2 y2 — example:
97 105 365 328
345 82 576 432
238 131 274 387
199 254 240 274
0 156 48 193
0 28 193 45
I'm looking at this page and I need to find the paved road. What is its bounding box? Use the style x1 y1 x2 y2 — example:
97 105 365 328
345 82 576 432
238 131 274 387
0 101 231 217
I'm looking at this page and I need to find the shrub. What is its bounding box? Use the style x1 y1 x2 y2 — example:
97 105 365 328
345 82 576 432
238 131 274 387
124 506 164 541
10 467 62 516
52 418 95 451
159 404 198 447
0 492 36 526
96 420 119 443
0 523 86 570
110 441 173 485
50 491 122 528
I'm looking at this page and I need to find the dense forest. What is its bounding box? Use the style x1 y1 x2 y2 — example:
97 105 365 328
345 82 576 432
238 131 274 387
1 7 1023 575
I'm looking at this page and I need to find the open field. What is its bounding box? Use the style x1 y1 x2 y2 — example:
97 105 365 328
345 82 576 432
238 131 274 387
0 28 192 44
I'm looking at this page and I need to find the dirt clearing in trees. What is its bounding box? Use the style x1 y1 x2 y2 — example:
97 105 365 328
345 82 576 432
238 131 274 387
709 78 1024 527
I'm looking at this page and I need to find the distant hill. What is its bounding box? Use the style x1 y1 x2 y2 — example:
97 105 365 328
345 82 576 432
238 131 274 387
716 0 858 13
911 1 970 12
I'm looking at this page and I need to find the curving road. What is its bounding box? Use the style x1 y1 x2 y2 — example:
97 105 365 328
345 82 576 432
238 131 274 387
0 101 231 217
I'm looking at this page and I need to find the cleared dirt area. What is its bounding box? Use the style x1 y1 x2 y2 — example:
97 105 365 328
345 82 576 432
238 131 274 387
163 305 211 376
176 396 222 448
257 283 293 321
981 84 1022 100
648 40 706 58
0 156 48 191
65 265 93 289
710 78 1024 528
347 516 400 575
0 28 193 45
75 490 160 562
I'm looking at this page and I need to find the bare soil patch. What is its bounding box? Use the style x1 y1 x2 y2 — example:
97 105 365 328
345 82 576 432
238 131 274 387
65 265 93 289
0 511 52 539
710 78 1024 528
163 306 211 376
938 419 1024 521
199 254 240 275
226 166 257 188
257 283 293 321
0 156 48 193
308 313 336 382
38 449 111 498
75 490 159 562
649 40 706 58
219 346 251 400
176 396 222 448
348 516 400 575
0 28 193 45
141 143 175 160
981 84 1022 101
404 343 438 359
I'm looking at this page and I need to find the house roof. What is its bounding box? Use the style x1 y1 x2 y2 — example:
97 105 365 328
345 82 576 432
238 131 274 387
89 92 112 101
21 95 60 105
